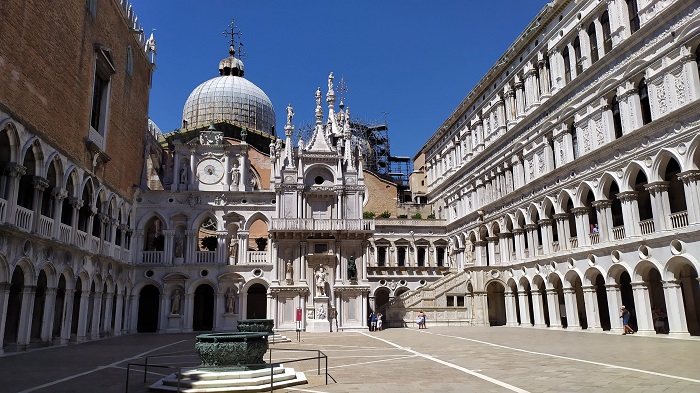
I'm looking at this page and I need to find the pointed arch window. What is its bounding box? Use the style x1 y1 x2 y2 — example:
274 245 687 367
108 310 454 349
588 23 599 64
638 78 652 125
601 11 612 53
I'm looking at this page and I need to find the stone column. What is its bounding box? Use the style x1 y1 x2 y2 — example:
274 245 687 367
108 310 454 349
524 224 539 257
189 148 196 190
498 233 511 263
546 289 562 328
505 291 518 326
644 181 670 231
538 57 551 97
50 188 68 239
163 229 175 264
517 291 531 326
572 207 590 246
90 288 104 340
631 281 654 335
486 237 498 266
102 289 115 335
679 170 700 224
113 290 124 336
662 280 689 337
300 242 307 282
554 214 570 250
538 219 553 254
171 148 181 191
185 229 197 264
617 191 640 237
514 78 526 118
592 200 613 243
238 231 249 265
582 285 602 331
605 284 623 333
531 289 546 328
3 164 26 224
562 288 580 329
59 288 75 344
17 286 37 347
0 283 10 351
512 229 524 260
216 231 228 264
681 276 699 334
40 287 58 342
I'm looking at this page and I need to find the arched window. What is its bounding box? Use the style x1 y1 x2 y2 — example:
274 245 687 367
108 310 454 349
573 37 583 74
627 0 640 34
569 121 579 159
601 11 612 53
562 47 572 83
611 95 623 139
638 78 652 125
588 23 599 64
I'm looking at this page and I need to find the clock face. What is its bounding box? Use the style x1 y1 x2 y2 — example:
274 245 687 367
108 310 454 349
197 158 224 185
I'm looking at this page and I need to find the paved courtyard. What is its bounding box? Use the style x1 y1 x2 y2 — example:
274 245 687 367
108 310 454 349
1 327 699 393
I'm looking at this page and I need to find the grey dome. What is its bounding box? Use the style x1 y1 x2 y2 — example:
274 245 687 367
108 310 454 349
182 75 276 135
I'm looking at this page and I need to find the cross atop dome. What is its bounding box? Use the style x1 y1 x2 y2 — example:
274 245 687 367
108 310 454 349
219 19 245 77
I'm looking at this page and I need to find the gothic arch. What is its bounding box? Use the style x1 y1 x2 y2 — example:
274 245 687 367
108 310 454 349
598 172 622 199
621 160 650 191
513 209 526 229
687 133 700 170
518 275 533 291
563 268 584 289
0 253 10 283
19 137 45 177
44 153 65 186
547 271 565 290
59 267 76 290
532 274 547 290
633 258 665 282
244 212 270 231
574 182 596 207
240 277 270 293
583 265 607 286
664 255 700 282
191 211 220 231
79 176 96 206
526 203 541 224
38 262 59 288
14 258 37 286
0 118 21 163
63 166 81 197
556 189 576 212
137 211 170 231
131 279 164 295
607 262 633 284
541 196 556 216
651 149 686 182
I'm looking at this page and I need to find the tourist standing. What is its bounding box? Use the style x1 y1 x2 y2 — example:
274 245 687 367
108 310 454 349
417 311 426 329
370 312 377 332
376 313 383 331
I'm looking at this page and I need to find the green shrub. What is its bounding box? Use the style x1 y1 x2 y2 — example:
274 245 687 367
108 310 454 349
379 211 392 218
397 214 408 219
411 213 422 219
427 213 436 219
363 211 376 218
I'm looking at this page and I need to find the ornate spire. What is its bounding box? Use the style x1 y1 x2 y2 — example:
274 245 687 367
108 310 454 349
219 19 245 76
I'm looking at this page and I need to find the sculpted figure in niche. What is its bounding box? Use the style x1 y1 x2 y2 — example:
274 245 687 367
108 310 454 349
225 287 235 313
347 255 357 281
286 261 293 282
317 304 326 320
174 235 184 258
228 238 239 262
180 164 188 184
315 265 328 296
171 289 182 315
230 163 240 186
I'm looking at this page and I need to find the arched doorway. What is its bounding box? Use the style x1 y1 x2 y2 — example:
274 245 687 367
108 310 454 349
486 281 506 326
373 287 390 313
193 284 215 331
245 283 267 320
677 264 700 336
4 266 24 346
53 275 67 339
137 285 160 333
619 272 637 331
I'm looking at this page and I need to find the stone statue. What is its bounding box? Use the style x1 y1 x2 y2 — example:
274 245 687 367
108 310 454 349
230 163 240 186
285 261 293 283
225 287 235 313
315 87 322 107
286 103 294 124
179 163 188 184
269 141 276 158
315 265 327 296
317 304 326 320
229 238 239 262
347 255 357 281
174 235 184 258
327 72 334 93
275 138 282 156
171 289 181 315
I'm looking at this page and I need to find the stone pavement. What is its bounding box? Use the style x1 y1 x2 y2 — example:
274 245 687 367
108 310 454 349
1 327 698 393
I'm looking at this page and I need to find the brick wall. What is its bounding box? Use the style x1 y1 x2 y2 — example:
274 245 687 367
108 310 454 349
0 0 152 201
363 171 398 217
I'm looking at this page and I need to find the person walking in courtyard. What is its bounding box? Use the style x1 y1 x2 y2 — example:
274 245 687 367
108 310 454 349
376 313 383 331
370 312 377 332
620 306 634 335
653 307 667 334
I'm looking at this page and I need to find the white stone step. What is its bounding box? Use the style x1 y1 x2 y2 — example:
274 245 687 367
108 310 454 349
267 334 291 343
149 365 307 393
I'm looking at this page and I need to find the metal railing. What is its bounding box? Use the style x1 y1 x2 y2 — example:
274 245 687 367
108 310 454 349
125 346 332 393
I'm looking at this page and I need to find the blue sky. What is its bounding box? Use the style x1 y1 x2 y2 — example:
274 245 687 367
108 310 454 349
132 1 546 159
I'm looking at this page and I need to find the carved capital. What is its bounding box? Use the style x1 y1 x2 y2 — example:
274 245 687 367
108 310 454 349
616 191 638 202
